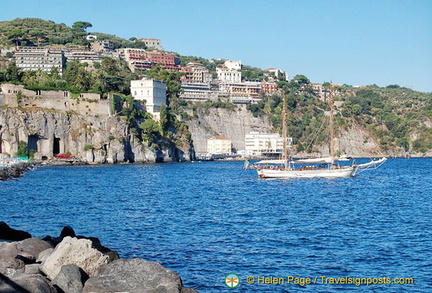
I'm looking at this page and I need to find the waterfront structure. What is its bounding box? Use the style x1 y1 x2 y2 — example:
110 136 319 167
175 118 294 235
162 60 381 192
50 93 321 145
14 46 66 74
207 136 232 154
130 78 167 120
244 132 286 156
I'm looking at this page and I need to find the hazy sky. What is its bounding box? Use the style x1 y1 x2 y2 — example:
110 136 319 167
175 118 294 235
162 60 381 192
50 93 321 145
2 0 431 92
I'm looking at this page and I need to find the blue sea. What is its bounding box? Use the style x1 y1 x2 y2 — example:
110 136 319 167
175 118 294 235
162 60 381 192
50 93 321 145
1 158 431 292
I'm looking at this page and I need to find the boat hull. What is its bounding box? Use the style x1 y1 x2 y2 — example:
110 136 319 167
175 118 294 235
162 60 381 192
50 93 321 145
256 167 356 178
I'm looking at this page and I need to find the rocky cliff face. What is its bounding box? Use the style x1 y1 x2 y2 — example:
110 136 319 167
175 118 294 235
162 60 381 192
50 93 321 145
185 105 273 152
0 107 188 163
185 105 390 157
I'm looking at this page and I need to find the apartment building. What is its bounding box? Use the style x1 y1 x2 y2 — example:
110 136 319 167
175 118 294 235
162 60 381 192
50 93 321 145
216 66 241 83
121 48 179 71
14 46 66 74
244 132 287 156
207 136 232 154
180 62 213 83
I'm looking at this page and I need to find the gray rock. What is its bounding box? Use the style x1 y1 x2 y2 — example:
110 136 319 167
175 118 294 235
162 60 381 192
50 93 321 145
0 241 24 275
37 248 54 263
17 237 52 261
83 258 198 293
53 264 89 293
0 273 56 293
24 263 42 275
40 236 109 280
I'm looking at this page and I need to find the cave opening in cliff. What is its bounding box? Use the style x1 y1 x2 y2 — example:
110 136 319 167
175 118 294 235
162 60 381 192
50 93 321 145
27 135 39 154
53 137 60 155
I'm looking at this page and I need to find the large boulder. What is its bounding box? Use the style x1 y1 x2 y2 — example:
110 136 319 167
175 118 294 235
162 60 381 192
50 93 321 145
40 236 109 280
83 258 198 293
0 222 31 241
52 264 89 293
0 242 24 276
0 273 56 293
17 237 53 260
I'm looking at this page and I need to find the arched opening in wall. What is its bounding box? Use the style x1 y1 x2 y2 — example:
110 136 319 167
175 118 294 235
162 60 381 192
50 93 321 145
28 135 39 154
53 137 60 155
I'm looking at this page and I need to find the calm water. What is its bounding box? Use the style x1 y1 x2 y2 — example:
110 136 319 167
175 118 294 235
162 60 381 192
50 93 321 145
1 158 431 292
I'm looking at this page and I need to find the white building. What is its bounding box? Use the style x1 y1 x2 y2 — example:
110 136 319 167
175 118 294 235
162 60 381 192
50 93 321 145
224 60 242 70
245 132 289 155
216 67 241 83
130 78 166 120
207 136 232 154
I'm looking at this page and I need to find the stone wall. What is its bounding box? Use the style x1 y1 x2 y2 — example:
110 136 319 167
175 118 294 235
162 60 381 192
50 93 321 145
0 84 113 117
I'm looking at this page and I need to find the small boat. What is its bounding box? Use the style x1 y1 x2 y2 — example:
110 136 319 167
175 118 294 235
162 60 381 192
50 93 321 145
246 85 386 178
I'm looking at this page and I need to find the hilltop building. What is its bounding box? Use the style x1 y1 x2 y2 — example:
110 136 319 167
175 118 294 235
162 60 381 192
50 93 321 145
180 62 213 84
130 78 167 120
216 66 241 83
120 48 179 72
264 68 289 81
14 46 66 74
224 60 242 70
138 38 163 50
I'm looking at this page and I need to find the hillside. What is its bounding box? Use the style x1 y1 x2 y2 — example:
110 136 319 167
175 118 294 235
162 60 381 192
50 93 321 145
0 18 142 49
0 18 431 158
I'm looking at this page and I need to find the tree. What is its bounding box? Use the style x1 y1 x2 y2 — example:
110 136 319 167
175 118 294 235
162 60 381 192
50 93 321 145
293 74 311 85
8 29 25 47
5 62 22 82
72 21 92 32
30 30 45 46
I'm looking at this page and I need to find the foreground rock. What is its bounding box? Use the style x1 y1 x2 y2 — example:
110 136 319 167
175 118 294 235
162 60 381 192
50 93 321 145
83 258 195 293
0 224 198 293
41 237 110 280
0 221 32 241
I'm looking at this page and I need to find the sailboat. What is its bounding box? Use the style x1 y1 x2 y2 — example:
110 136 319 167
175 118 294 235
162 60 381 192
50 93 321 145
247 86 387 179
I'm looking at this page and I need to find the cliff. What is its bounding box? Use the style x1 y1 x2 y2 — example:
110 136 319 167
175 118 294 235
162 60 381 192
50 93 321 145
184 105 393 158
0 84 192 163
0 107 157 163
185 105 273 153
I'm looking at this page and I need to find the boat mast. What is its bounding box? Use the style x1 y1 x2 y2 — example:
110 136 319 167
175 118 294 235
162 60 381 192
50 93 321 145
282 91 289 170
329 83 335 165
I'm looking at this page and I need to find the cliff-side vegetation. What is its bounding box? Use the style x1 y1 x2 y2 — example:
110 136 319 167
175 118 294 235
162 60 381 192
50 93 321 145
247 78 432 155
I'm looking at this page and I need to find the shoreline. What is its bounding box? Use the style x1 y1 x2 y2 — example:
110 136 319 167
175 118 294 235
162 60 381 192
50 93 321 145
0 222 198 293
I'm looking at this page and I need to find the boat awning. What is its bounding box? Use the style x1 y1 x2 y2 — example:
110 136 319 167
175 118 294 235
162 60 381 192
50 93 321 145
255 159 287 164
293 157 333 164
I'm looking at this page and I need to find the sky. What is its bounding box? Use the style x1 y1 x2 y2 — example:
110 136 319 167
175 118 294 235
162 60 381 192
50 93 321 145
1 0 432 92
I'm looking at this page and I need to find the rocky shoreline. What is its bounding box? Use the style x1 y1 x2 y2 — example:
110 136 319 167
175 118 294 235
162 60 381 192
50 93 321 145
0 162 35 181
0 222 198 293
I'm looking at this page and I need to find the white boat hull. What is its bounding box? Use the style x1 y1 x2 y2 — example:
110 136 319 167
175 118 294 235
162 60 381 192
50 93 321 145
256 166 357 178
